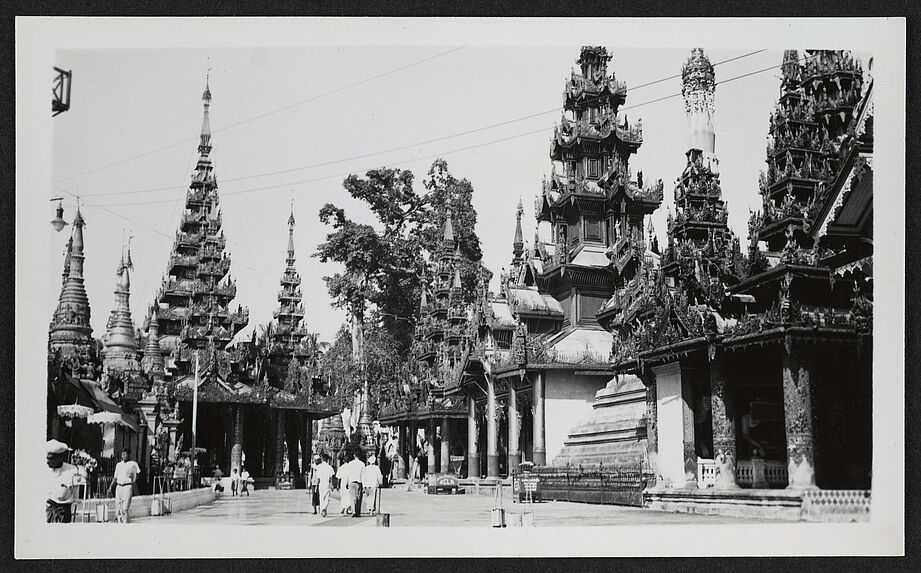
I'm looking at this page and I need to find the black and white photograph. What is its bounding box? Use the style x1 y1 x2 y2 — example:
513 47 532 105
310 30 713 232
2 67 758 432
14 17 905 558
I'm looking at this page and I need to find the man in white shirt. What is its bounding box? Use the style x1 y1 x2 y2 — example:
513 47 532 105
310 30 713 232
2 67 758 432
335 458 352 515
362 454 384 516
46 439 78 523
346 451 366 518
109 448 140 523
313 453 335 517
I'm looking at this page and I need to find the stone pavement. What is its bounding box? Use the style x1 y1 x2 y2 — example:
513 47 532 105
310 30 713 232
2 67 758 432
133 487 789 527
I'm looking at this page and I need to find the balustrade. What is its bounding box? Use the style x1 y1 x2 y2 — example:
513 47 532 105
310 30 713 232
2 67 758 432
696 458 788 489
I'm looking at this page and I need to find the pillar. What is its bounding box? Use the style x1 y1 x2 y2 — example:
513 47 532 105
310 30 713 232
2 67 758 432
440 417 451 473
426 419 437 476
467 395 480 479
532 372 546 466
274 410 285 478
285 412 301 477
301 413 313 476
709 354 739 489
486 376 500 478
164 418 180 463
782 339 818 489
639 370 658 487
681 367 698 488
231 405 243 475
508 384 521 471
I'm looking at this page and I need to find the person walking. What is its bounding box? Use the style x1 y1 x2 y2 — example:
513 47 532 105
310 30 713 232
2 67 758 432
240 467 251 497
335 454 352 515
346 451 366 518
45 439 78 523
314 453 335 517
308 455 321 514
362 454 383 516
109 448 140 523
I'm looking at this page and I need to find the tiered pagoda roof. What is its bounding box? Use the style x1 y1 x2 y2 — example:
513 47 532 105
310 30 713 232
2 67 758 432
147 78 249 372
49 206 95 365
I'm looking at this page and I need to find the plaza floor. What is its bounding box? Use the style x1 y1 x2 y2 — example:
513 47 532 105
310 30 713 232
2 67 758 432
133 486 788 527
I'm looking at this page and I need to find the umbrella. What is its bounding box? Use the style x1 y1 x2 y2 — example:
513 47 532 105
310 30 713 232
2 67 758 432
86 412 129 426
57 404 94 419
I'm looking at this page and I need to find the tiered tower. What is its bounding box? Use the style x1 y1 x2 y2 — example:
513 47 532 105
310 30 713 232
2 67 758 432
752 50 862 262
49 206 95 361
102 240 140 372
148 78 249 371
416 213 469 387
663 48 742 302
538 46 662 330
269 201 311 384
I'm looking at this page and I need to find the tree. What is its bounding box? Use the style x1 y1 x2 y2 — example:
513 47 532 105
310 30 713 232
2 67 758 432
418 159 490 304
315 168 428 355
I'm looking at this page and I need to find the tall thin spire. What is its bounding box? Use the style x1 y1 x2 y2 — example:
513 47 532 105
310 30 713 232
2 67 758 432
103 235 139 372
287 195 296 259
442 212 455 247
512 198 524 263
199 72 212 155
142 308 165 378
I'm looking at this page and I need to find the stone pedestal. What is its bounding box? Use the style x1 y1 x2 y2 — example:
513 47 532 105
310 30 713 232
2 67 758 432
467 396 479 479
486 376 500 478
508 385 521 471
532 372 546 466
782 340 818 490
440 417 450 473
709 356 739 489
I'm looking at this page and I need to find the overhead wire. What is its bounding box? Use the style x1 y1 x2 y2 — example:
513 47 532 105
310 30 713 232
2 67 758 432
84 49 789 210
52 46 468 186
75 49 768 200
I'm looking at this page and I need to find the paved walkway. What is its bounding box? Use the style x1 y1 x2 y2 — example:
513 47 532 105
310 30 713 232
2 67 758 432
134 487 786 527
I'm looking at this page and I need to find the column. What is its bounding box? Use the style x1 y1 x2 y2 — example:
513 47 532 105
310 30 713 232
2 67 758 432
681 368 699 488
709 354 739 489
301 413 313 476
440 417 451 473
639 370 658 487
532 372 546 466
467 395 480 479
508 384 521 471
782 340 818 489
486 375 500 478
231 405 243 475
426 419 437 476
274 410 285 478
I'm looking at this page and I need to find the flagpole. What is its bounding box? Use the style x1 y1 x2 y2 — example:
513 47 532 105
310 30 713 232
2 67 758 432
190 350 199 489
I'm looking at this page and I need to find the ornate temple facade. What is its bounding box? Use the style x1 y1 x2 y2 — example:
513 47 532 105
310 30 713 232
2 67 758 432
443 46 664 479
47 80 347 492
378 214 468 477
602 48 872 508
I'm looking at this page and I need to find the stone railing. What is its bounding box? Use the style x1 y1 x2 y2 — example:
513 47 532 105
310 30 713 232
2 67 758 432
697 458 788 489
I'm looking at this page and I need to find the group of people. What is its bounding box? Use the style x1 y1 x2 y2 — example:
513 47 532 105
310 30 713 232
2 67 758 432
46 439 140 524
306 449 383 518
212 466 252 496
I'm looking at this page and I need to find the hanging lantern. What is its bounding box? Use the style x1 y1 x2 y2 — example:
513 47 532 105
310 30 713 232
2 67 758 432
57 404 94 419
50 198 68 232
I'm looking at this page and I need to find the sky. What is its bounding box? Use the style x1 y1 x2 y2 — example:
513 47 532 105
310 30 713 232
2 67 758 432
50 45 795 345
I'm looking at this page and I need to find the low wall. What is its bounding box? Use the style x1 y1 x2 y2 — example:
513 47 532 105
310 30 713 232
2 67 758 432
78 487 216 521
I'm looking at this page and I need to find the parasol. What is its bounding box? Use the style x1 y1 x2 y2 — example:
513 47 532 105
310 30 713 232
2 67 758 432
57 404 94 419
87 412 129 426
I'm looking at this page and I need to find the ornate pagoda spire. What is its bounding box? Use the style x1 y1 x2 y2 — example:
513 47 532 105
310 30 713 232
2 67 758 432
150 77 248 364
512 198 524 264
103 236 139 372
273 198 306 357
141 308 165 378
682 47 717 161
442 212 455 250
49 205 94 359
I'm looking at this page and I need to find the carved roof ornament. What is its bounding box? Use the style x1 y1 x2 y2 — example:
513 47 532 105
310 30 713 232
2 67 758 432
682 48 716 115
